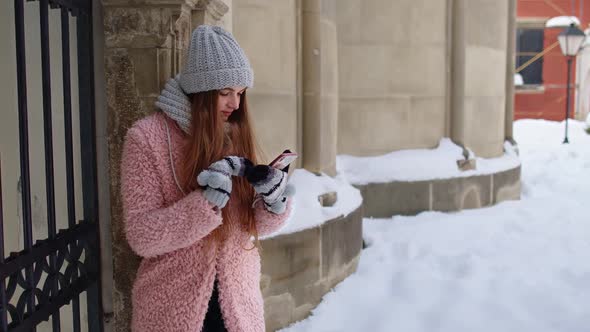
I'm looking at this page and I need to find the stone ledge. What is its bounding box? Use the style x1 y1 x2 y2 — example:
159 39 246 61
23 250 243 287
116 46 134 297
356 165 521 218
260 205 363 332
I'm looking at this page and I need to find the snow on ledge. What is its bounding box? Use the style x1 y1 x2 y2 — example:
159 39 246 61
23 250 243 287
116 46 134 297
336 138 521 186
545 16 580 28
514 73 524 86
264 169 363 238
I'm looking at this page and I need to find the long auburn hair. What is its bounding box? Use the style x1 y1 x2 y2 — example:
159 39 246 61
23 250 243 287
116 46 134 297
179 90 259 245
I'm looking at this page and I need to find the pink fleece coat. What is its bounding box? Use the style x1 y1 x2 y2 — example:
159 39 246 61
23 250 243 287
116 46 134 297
120 112 291 332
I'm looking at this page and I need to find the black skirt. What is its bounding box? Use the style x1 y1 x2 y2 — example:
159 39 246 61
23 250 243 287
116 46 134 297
202 279 227 332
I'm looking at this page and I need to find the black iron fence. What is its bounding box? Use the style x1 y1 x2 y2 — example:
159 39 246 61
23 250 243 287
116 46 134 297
0 0 102 331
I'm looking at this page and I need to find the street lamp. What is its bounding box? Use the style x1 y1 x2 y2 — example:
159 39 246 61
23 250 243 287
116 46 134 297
557 23 586 144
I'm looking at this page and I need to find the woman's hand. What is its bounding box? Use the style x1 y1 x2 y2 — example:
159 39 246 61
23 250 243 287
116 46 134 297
197 156 252 209
246 165 295 214
263 183 295 214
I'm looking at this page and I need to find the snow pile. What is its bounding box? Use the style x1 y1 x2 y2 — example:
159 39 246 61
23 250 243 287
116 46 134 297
281 119 590 332
545 16 580 28
514 73 524 86
337 138 520 185
266 169 363 238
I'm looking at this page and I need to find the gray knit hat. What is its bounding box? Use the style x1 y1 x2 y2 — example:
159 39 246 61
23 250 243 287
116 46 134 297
179 25 254 94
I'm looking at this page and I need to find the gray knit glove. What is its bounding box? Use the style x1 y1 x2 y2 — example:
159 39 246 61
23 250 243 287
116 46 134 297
246 165 294 214
197 156 253 209
264 184 295 214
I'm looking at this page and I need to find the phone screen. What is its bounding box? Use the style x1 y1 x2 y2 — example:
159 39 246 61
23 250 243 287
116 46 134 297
269 150 298 171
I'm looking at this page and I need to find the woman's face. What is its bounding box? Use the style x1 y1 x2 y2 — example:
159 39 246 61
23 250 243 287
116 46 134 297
217 86 246 122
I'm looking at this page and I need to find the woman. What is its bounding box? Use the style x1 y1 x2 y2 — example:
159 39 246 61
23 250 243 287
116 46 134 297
121 25 293 332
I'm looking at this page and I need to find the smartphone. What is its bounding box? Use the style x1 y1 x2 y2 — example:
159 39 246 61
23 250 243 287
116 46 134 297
269 149 298 172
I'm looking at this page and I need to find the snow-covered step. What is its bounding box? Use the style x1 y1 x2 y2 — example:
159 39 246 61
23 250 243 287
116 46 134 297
337 138 522 217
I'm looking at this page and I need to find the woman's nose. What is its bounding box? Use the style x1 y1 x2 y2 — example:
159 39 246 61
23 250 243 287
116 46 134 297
228 94 240 109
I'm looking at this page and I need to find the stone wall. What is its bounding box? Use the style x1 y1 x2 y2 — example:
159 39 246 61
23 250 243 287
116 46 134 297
357 165 521 218
326 0 513 159
325 0 449 156
260 206 363 331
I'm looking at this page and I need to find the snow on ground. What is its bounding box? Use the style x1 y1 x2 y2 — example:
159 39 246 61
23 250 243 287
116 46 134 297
281 120 590 332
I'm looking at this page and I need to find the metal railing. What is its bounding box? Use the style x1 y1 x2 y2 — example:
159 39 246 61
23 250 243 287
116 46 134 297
1 0 101 331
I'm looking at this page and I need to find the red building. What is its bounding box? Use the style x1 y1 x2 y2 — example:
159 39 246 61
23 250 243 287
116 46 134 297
515 0 590 120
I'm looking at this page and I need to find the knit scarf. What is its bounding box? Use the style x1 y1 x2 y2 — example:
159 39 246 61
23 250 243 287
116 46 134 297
156 76 234 149
155 75 192 133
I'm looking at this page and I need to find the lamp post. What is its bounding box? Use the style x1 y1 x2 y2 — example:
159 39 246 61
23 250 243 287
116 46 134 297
557 23 586 144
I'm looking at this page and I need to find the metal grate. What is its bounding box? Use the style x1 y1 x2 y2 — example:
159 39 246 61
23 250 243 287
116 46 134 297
1 0 102 331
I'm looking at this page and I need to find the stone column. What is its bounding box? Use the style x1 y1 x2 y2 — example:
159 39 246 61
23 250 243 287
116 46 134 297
301 0 322 172
101 0 229 330
301 0 337 175
319 17 339 175
450 0 508 158
450 0 467 147
505 0 516 142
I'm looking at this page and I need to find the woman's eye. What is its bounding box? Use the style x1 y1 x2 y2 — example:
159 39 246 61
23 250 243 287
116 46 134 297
220 91 229 96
